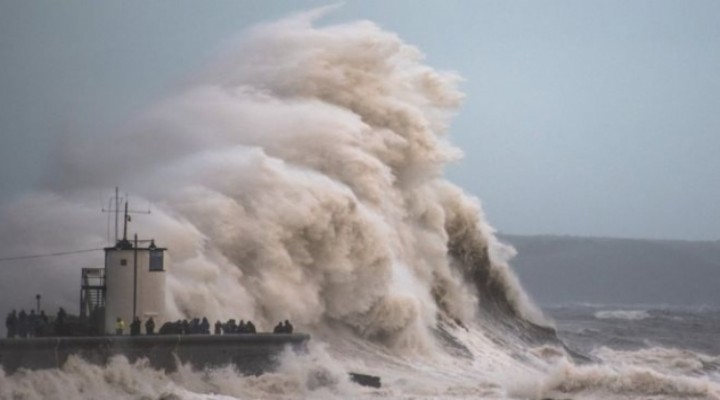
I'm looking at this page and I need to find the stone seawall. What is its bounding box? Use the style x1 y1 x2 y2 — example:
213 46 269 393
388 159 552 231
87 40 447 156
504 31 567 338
0 333 310 375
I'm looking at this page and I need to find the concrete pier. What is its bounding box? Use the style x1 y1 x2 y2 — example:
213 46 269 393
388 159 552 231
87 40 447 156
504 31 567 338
0 333 310 375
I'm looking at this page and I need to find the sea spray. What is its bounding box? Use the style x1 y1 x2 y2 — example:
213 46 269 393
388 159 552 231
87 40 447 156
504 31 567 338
4 8 715 400
0 8 545 346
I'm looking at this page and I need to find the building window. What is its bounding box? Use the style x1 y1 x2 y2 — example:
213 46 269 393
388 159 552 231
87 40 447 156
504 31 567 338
120 259 127 266
149 250 164 271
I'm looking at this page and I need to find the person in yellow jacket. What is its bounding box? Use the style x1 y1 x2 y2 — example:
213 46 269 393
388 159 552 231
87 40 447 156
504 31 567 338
115 317 125 335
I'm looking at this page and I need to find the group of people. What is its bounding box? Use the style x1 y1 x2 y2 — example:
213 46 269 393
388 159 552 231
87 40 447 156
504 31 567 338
113 316 157 336
214 318 257 335
157 317 214 335
112 316 294 336
7 309 296 338
273 320 294 334
5 308 66 338
113 316 159 335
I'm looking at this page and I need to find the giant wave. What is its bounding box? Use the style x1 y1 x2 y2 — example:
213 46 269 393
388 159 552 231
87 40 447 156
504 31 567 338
1 8 719 400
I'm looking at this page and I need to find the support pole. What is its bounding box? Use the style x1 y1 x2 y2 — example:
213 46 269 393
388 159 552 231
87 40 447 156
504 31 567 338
133 234 138 320
123 202 129 242
114 187 119 243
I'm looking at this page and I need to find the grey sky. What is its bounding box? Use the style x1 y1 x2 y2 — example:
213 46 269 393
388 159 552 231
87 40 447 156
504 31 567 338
1 0 718 240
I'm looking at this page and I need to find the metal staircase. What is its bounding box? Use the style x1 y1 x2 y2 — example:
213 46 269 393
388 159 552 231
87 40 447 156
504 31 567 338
80 268 106 332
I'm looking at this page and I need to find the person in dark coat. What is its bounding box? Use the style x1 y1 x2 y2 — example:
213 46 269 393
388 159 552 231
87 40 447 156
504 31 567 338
214 320 222 335
246 320 256 334
225 319 237 334
145 317 156 335
200 317 210 334
181 319 190 335
283 320 293 334
28 310 39 338
18 310 28 338
159 322 174 335
130 317 141 336
55 307 67 336
273 321 283 334
5 310 17 338
188 318 198 334
36 310 49 337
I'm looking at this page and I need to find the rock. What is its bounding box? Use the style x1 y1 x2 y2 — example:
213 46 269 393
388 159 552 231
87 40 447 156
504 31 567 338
348 372 381 388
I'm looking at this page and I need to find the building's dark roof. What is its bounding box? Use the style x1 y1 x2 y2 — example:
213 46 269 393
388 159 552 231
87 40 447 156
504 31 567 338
104 239 167 252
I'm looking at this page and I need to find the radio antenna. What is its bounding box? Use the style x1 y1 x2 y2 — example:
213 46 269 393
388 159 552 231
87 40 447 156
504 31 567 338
102 187 151 244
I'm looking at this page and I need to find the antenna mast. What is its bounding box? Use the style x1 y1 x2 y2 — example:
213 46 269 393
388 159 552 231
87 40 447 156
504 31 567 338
102 187 151 245
102 187 123 244
115 187 120 243
123 201 129 241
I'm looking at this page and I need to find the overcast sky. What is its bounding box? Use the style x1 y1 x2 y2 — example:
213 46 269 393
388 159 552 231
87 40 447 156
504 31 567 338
1 0 718 241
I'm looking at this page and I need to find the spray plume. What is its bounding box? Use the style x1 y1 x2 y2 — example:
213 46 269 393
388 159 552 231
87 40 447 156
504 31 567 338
0 9 545 349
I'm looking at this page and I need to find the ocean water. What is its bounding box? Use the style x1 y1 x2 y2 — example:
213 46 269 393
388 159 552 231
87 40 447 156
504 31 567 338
2 305 719 400
549 304 720 358
549 305 720 398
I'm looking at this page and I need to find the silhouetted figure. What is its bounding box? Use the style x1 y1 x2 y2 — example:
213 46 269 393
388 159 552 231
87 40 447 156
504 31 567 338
246 320 256 334
225 319 237 334
145 317 156 335
283 320 293 334
88 305 104 336
130 317 141 336
28 310 38 338
181 319 190 335
190 318 200 334
200 317 210 334
17 310 28 338
237 320 246 334
273 321 283 334
32 310 49 337
56 307 67 336
5 310 17 338
115 317 125 335
35 310 49 337
214 320 222 335
159 322 174 335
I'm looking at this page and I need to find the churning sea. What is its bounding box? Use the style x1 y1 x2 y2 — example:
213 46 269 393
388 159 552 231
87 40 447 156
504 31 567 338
548 304 720 357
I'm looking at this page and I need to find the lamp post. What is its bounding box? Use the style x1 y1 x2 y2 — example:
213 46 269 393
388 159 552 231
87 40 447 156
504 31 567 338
35 294 41 313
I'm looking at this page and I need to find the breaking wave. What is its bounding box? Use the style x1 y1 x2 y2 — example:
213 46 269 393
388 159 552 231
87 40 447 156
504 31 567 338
0 6 547 346
595 310 651 321
0 347 357 400
1 7 719 400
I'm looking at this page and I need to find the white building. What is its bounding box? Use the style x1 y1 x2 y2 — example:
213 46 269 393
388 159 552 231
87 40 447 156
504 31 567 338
104 238 166 334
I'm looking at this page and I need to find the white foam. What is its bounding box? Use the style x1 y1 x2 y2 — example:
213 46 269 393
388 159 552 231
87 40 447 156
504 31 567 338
0 5 548 347
540 359 720 399
594 310 651 320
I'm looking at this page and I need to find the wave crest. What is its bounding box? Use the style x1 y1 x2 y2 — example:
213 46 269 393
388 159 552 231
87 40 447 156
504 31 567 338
595 310 651 320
